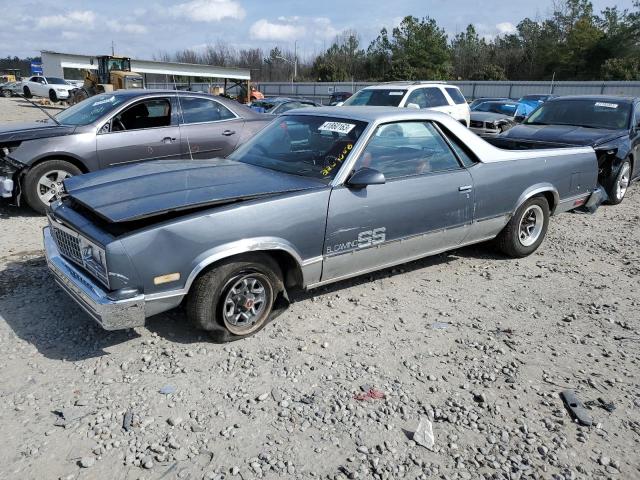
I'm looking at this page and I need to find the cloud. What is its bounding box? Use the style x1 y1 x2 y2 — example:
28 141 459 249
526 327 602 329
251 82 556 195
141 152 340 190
172 0 245 22
250 19 305 41
106 20 148 35
496 22 517 35
250 17 339 42
35 11 96 30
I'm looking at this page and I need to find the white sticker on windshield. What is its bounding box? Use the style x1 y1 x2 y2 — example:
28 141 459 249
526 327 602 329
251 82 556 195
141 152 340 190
389 91 404 96
318 121 356 134
92 95 116 106
595 102 619 109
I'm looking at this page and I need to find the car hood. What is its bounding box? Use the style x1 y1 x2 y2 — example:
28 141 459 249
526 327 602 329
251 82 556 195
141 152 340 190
0 121 76 143
500 124 625 146
63 159 326 223
470 112 513 122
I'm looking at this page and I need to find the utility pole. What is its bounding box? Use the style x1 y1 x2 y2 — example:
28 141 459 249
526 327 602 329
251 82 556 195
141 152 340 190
294 41 297 80
111 41 115 56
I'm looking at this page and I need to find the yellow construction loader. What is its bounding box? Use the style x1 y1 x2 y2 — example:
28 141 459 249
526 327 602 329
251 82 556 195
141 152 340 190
69 55 144 105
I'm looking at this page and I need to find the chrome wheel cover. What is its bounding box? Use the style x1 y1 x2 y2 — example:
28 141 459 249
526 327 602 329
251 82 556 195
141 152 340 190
222 273 270 333
518 205 544 247
615 163 630 201
37 170 72 205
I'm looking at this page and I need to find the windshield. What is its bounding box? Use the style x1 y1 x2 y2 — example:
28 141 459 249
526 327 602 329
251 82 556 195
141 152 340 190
229 115 368 183
55 93 127 126
524 99 631 130
343 89 406 107
46 77 67 85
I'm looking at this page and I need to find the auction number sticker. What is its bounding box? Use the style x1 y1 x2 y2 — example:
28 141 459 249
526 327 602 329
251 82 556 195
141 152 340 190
318 122 356 134
595 102 619 109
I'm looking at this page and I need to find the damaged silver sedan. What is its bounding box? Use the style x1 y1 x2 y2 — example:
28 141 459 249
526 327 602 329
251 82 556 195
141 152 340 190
44 107 603 341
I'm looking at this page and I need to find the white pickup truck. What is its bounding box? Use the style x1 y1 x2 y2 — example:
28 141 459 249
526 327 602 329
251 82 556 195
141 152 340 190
22 76 75 102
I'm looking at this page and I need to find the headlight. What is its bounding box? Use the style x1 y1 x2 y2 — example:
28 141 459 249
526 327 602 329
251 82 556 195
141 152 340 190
79 237 108 284
486 121 497 129
56 88 67 93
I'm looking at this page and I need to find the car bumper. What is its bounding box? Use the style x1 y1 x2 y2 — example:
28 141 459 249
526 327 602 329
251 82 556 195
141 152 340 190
44 226 147 330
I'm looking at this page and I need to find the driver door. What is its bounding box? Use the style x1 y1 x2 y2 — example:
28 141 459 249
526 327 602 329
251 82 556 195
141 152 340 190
96 96 182 168
321 121 474 281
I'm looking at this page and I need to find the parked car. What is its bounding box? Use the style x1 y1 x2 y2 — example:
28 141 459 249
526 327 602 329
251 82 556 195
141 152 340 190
469 100 519 137
0 90 273 213
0 81 22 98
469 97 510 110
341 82 471 126
249 97 319 115
513 94 557 122
496 95 640 204
22 76 76 102
43 107 602 340
329 91 352 105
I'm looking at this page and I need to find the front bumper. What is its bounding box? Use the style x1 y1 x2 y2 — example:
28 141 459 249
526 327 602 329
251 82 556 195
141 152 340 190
44 226 146 330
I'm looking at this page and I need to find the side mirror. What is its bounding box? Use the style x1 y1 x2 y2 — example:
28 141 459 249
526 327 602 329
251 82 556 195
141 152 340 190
406 103 420 110
347 168 386 188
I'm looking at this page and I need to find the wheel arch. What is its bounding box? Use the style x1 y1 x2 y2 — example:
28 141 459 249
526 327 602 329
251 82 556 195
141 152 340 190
26 154 90 175
513 184 558 216
184 238 308 294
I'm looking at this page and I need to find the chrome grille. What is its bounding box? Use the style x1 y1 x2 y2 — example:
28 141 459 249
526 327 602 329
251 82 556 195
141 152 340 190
50 222 82 264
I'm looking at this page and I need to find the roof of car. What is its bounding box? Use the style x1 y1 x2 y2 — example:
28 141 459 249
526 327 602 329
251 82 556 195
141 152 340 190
282 105 453 123
362 82 455 90
261 97 316 103
547 94 637 103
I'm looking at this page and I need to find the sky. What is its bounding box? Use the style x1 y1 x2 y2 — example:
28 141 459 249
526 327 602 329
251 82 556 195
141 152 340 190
0 0 635 61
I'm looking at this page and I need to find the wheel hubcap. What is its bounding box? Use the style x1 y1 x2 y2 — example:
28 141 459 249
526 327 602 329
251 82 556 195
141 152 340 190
222 274 268 330
616 163 630 201
518 205 544 247
37 170 71 205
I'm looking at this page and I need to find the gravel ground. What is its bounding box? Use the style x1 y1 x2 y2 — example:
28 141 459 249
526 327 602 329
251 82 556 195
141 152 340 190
0 95 639 480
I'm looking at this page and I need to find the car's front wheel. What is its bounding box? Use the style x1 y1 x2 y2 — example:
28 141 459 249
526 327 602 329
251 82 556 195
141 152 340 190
49 89 58 102
496 196 550 258
23 86 31 98
187 254 284 342
605 159 631 205
2 89 11 98
23 160 82 214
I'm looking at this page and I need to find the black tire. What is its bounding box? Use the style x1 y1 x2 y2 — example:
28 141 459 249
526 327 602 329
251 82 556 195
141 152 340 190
187 253 284 342
2 89 11 98
604 159 631 205
49 89 58 102
23 160 82 215
23 86 31 98
496 196 550 258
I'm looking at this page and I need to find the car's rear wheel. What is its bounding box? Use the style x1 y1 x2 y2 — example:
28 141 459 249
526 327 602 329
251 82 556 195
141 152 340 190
23 160 82 214
23 86 31 98
2 89 11 98
605 159 631 205
49 89 58 102
187 254 284 342
495 196 550 258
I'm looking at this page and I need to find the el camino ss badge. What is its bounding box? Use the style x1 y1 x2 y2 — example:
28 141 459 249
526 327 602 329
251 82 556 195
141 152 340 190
326 227 386 254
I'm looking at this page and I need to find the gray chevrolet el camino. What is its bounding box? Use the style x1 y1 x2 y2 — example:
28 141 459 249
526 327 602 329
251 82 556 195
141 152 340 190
44 107 603 341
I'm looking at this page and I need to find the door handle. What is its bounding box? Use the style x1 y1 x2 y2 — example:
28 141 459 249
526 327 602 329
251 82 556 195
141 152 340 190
222 130 236 136
162 137 177 144
458 185 473 192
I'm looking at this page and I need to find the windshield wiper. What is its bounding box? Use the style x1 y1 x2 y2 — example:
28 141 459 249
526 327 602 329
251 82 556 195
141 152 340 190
19 94 61 126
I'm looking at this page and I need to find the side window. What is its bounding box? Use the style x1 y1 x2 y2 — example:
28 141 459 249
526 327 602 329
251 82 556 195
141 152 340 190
445 87 467 105
438 124 479 168
180 97 236 123
635 104 640 126
112 98 171 131
405 89 427 108
356 121 461 180
423 87 449 107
